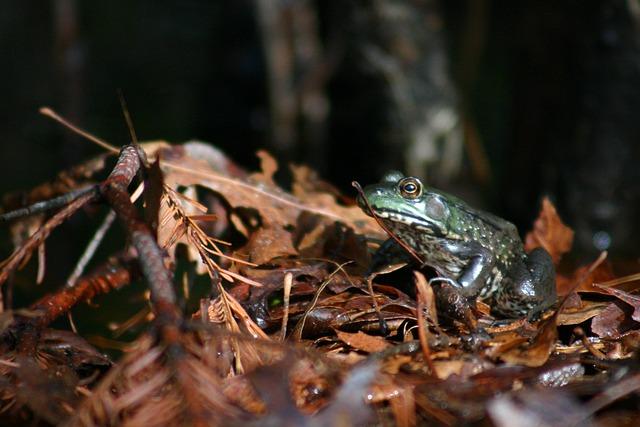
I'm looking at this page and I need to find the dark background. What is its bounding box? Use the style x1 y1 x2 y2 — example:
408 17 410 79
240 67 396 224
2 0 640 283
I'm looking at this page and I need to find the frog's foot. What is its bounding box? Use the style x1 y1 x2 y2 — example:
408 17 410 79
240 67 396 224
460 327 492 350
431 279 478 329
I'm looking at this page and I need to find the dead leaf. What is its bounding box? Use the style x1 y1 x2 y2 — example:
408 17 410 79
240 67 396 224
294 214 370 268
290 163 345 201
432 360 469 379
160 144 380 236
556 259 616 296
251 150 278 186
335 330 391 353
591 302 639 339
524 197 574 264
237 226 298 265
494 316 558 367
557 300 609 325
594 283 640 322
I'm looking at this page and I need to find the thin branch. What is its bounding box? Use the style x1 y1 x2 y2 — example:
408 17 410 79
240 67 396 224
39 107 120 153
10 251 137 332
66 210 116 287
66 183 144 287
0 185 97 223
280 272 293 341
0 191 97 287
99 145 180 325
117 89 139 144
290 262 350 340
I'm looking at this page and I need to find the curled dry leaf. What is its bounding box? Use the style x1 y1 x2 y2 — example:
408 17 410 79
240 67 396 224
492 316 558 367
594 283 640 323
236 226 298 265
251 150 278 186
557 300 609 326
524 197 574 264
160 143 379 236
591 301 639 339
556 257 615 296
335 330 391 354
158 144 381 267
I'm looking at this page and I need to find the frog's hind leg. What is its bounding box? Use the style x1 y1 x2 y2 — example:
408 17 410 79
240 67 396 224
526 248 556 294
492 248 557 319
523 247 558 320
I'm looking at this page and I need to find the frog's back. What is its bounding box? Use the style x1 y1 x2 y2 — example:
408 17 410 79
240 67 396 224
442 191 524 262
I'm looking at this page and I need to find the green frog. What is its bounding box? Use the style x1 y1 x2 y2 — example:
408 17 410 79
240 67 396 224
358 171 557 319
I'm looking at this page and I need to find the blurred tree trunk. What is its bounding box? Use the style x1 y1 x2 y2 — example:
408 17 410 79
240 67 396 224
53 0 87 164
327 0 462 187
254 0 331 172
507 0 640 258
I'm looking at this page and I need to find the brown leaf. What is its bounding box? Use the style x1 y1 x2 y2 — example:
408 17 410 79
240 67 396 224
294 214 370 268
495 316 558 367
237 226 298 265
557 300 609 326
432 360 471 379
524 197 574 264
335 330 391 353
591 302 639 339
291 164 382 238
556 259 615 296
290 163 344 201
251 150 278 186
39 329 112 371
161 144 380 237
594 284 640 322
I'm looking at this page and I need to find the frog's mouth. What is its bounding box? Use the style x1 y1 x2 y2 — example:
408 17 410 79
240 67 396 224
370 207 447 237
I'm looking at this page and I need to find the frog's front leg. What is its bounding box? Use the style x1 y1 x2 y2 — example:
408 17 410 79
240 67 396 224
493 247 557 319
440 241 495 298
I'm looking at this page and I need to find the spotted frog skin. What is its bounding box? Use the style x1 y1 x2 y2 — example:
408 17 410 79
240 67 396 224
358 171 557 319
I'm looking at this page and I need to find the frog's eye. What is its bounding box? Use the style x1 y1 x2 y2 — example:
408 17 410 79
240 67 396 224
399 177 422 199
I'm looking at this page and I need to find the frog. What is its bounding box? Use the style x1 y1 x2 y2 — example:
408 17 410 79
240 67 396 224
357 171 557 319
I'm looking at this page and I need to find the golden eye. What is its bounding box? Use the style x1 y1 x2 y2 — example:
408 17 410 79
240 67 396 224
399 177 422 199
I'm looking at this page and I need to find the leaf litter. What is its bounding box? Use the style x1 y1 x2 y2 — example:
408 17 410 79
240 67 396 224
0 130 639 426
